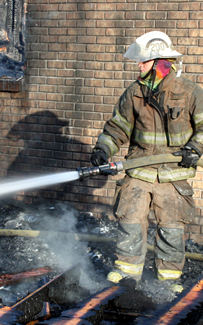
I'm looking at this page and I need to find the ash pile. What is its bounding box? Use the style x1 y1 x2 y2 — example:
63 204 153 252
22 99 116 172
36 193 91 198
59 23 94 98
0 199 203 322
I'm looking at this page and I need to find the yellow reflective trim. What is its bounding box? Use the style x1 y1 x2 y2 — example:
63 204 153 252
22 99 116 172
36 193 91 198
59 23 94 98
194 112 203 127
133 129 167 145
115 260 139 267
97 133 118 156
157 269 182 281
168 128 193 146
111 108 133 138
158 167 196 183
127 167 157 183
115 260 144 275
192 133 203 144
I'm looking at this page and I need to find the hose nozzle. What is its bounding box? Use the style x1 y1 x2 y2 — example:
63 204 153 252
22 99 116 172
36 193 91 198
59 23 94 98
77 161 124 181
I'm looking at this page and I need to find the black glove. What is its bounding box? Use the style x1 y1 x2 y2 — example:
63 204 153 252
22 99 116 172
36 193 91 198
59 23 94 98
90 150 108 166
173 147 200 168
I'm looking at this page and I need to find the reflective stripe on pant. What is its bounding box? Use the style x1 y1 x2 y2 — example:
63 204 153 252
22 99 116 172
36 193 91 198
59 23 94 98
157 269 182 281
115 260 144 278
113 177 193 279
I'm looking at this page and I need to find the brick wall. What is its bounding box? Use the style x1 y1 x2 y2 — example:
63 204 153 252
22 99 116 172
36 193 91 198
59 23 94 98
1 0 203 241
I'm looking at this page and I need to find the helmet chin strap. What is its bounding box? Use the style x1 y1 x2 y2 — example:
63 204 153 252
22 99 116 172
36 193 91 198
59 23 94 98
147 59 158 104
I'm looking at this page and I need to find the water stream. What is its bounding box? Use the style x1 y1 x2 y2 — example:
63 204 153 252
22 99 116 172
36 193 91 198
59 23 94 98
0 171 80 196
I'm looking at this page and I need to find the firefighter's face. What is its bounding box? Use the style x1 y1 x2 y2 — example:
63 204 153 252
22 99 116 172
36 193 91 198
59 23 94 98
138 60 154 73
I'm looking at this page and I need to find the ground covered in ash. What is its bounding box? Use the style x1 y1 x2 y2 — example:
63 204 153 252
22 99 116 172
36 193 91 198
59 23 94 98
0 198 203 321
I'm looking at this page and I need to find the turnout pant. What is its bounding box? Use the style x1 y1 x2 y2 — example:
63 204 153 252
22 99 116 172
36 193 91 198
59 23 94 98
113 176 195 281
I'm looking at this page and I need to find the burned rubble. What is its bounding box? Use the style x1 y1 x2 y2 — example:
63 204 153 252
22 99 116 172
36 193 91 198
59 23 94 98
0 198 203 323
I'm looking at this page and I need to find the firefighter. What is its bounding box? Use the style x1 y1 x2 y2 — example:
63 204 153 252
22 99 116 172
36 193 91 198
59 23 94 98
90 31 203 285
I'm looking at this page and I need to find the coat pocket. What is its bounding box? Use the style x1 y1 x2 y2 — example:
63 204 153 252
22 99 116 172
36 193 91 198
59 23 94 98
170 107 184 120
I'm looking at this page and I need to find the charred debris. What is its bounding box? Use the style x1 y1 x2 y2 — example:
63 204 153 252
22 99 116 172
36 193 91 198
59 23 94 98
0 199 203 324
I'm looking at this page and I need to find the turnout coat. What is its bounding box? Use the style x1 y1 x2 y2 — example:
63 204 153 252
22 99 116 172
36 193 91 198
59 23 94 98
94 69 203 183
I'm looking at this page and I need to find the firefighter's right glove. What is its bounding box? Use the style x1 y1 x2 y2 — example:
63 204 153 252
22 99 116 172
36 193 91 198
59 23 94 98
173 148 200 168
90 150 108 166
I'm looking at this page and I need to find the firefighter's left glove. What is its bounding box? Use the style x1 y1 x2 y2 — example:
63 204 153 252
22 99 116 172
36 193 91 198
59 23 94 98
173 146 200 168
90 150 108 166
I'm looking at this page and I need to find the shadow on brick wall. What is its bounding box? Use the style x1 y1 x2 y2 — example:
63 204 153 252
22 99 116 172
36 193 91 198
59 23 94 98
6 110 70 176
4 110 76 202
4 110 110 213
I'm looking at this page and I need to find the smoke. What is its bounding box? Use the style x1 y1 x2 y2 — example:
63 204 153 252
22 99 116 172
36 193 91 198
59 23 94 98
0 199 110 307
38 203 109 293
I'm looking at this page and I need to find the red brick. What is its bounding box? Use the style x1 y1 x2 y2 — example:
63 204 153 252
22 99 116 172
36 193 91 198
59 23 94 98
39 52 57 60
155 21 176 28
85 62 104 70
47 93 63 101
97 21 115 28
146 11 167 19
76 20 95 28
78 3 96 10
168 12 189 19
105 12 125 20
86 12 104 19
85 79 104 87
115 21 134 28
58 36 77 43
105 80 124 88
105 62 123 71
49 28 67 35
39 85 56 92
190 12 203 20
96 53 114 61
178 38 198 46
177 21 198 29
76 70 94 78
158 3 178 10
84 95 103 104
117 3 136 10
87 44 105 53
188 48 203 56
95 88 114 96
97 3 116 10
66 12 85 20
57 86 75 93
58 4 77 11
95 104 113 113
87 28 105 36
106 45 125 53
179 3 200 10
95 71 114 79
40 4 58 10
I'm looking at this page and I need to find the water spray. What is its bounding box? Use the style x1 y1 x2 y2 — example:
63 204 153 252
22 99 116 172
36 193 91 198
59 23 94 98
0 153 202 196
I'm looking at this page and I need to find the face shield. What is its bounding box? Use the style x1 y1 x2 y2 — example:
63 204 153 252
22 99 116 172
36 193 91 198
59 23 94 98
123 42 154 63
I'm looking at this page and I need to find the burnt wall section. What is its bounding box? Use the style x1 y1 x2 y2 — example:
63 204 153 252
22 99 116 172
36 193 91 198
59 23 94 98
0 0 203 242
0 0 26 88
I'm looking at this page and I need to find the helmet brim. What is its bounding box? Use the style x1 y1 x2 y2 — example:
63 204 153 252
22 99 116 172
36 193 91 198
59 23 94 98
124 42 183 63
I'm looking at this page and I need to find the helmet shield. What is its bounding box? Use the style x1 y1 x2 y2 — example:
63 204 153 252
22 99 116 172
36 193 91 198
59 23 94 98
124 42 153 63
124 31 183 63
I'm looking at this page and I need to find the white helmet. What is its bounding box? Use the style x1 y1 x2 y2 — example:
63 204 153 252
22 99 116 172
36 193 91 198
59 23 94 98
124 31 182 63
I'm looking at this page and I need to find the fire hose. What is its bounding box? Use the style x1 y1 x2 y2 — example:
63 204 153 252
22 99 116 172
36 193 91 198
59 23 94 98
0 153 203 196
0 229 202 262
77 153 203 180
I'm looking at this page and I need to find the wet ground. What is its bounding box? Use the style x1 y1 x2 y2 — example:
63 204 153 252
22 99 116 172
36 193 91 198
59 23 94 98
0 198 203 323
